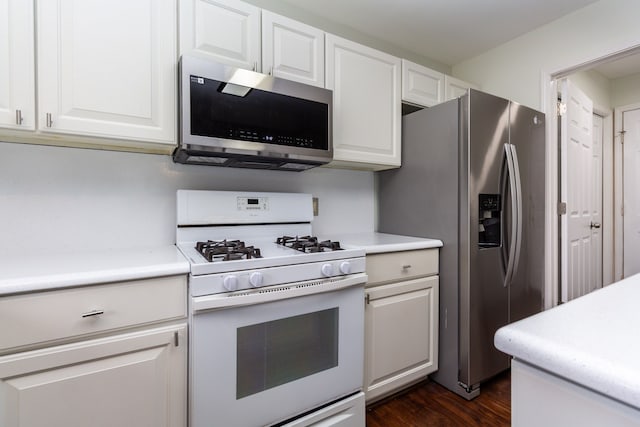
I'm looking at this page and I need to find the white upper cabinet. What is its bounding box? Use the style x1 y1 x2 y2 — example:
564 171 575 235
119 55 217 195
262 10 325 88
37 0 177 144
445 74 478 101
180 0 325 87
179 0 261 71
401 59 444 108
326 34 401 170
0 0 35 130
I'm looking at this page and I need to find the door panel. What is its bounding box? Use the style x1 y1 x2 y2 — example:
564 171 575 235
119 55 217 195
37 0 176 142
622 108 640 277
463 90 510 388
591 114 603 289
0 0 35 130
560 79 593 302
0 325 186 427
509 102 546 322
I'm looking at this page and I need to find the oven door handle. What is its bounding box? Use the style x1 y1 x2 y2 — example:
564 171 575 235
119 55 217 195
192 273 367 312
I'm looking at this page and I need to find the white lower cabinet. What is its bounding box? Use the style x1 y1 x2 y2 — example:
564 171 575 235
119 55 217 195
0 324 186 427
0 275 188 427
511 359 640 427
364 249 439 403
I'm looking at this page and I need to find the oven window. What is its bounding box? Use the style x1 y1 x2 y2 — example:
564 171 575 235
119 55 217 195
236 308 339 399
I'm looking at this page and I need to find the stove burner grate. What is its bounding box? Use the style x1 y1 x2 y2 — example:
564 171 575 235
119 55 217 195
195 239 262 262
276 235 342 253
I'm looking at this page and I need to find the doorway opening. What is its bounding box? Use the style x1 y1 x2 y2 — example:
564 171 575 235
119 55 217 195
547 45 640 305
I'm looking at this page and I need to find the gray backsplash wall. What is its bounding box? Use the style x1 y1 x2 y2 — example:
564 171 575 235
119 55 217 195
0 141 375 254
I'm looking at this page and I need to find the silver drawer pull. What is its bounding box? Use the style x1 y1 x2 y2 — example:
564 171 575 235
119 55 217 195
402 264 412 270
81 309 104 318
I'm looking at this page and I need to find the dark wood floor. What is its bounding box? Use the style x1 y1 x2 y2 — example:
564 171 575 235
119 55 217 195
366 371 511 426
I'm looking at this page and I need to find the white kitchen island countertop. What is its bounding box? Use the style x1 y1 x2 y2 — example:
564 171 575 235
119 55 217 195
495 273 640 410
0 246 190 295
335 232 443 254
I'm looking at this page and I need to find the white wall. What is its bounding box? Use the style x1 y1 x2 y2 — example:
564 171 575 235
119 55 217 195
452 0 640 110
611 72 640 107
0 141 375 255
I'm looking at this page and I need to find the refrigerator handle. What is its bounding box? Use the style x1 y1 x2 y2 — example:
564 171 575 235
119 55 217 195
502 144 518 288
510 144 523 283
499 147 509 274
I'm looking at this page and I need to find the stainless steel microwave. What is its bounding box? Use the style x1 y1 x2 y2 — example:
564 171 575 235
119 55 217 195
173 55 333 171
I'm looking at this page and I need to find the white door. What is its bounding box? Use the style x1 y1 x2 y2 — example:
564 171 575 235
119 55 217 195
37 0 177 143
622 108 640 277
401 59 444 107
0 0 35 130
179 0 261 71
560 79 594 302
325 34 401 169
444 75 478 101
190 283 364 427
262 11 325 88
0 325 187 427
364 276 438 402
591 114 604 289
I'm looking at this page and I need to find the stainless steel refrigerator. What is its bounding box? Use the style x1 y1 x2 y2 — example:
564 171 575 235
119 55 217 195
377 89 546 399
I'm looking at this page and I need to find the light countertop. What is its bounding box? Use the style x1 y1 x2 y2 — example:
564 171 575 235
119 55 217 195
495 273 640 410
336 232 443 254
0 246 190 295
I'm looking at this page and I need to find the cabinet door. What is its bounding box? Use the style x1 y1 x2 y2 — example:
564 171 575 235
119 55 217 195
37 0 176 143
0 324 187 427
180 0 261 71
401 59 444 108
444 75 478 101
365 276 439 402
326 34 401 170
262 10 324 88
0 0 35 130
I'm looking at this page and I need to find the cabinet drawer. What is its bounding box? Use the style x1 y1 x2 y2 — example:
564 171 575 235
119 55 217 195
366 249 438 285
0 276 187 351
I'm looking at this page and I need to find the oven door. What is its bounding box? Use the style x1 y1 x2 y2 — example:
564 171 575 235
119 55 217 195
189 275 366 427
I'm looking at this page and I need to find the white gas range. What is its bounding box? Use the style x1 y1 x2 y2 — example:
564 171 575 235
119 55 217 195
176 190 367 427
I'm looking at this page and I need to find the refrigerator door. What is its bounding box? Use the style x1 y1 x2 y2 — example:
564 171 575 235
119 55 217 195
459 89 511 389
508 102 546 322
378 99 463 397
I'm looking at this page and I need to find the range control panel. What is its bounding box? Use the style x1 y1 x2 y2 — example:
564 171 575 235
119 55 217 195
237 197 269 212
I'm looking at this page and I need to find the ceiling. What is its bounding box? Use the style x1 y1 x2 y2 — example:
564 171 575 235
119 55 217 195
279 0 600 66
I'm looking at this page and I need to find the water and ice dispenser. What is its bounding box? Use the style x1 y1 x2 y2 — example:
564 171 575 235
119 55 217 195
479 194 501 248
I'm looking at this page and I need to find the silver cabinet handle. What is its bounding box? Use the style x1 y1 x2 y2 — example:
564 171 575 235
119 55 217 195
15 109 23 125
81 309 104 318
46 113 53 127
252 61 257 72
590 222 601 229
402 264 412 270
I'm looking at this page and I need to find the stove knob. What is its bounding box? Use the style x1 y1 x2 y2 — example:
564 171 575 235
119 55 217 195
223 275 238 292
339 261 351 275
249 272 263 287
321 263 334 277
